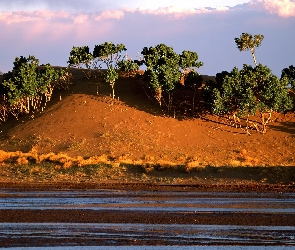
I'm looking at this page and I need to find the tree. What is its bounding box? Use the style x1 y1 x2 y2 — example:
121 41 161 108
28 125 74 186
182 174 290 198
141 44 203 111
1 55 66 121
93 42 127 99
234 33 264 66
182 71 203 114
67 46 94 79
206 64 293 134
203 70 231 109
141 44 181 108
281 65 295 90
117 58 139 76
179 50 203 71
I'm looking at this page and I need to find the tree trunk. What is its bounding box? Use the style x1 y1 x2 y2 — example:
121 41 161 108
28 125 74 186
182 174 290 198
110 82 115 99
251 49 257 66
155 88 162 107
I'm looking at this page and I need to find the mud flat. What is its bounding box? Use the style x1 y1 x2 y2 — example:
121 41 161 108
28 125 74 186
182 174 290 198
0 184 294 248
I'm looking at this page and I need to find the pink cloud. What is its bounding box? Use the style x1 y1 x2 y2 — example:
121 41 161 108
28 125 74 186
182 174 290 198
0 5 233 26
54 10 70 19
33 10 56 19
95 10 124 21
137 6 213 18
0 9 125 25
0 11 34 24
253 0 295 17
73 14 89 24
0 10 70 24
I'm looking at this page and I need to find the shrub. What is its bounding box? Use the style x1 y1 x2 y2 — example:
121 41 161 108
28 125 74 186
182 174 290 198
205 64 293 134
0 56 67 122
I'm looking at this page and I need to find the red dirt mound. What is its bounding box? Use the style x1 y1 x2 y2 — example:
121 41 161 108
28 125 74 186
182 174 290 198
0 69 294 167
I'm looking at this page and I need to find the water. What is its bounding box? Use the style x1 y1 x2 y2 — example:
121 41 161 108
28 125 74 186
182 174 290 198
1 190 294 213
2 247 295 250
1 223 294 246
0 189 294 248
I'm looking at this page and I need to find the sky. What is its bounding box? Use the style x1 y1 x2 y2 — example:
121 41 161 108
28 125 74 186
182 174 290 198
0 0 295 77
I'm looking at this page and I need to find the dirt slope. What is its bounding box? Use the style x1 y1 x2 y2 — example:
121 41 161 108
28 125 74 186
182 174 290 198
0 69 294 167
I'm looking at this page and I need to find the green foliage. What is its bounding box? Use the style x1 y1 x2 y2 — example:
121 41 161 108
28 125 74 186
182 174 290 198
234 33 264 66
203 71 231 108
93 42 126 68
93 42 127 99
141 44 203 109
179 51 203 70
0 55 66 121
117 59 139 75
281 65 295 89
184 71 203 90
104 67 118 99
68 46 93 67
234 33 264 52
141 44 181 108
68 46 94 79
182 71 203 114
104 67 118 84
67 42 131 98
206 64 293 133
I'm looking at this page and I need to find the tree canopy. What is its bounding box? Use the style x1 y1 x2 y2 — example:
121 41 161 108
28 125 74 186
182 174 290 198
234 33 264 66
206 64 293 134
140 44 203 108
1 55 67 122
281 65 295 90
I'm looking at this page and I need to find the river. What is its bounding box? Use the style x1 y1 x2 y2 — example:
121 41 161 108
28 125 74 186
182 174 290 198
0 188 294 249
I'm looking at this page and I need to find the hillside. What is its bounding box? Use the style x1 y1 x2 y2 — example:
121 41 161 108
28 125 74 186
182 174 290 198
0 69 294 169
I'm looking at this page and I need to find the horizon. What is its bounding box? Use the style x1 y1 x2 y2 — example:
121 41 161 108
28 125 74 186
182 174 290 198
0 0 295 77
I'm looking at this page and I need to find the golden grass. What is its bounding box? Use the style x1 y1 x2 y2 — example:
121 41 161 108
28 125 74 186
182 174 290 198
0 148 264 170
0 149 292 185
185 156 206 172
239 149 259 166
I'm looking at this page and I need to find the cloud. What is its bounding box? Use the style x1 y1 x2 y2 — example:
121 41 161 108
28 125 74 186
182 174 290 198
0 0 294 77
0 5 235 26
251 0 295 17
0 10 70 24
0 0 252 12
0 9 125 25
95 10 125 21
73 14 89 24
136 6 196 18
215 6 230 11
0 0 106 12
131 6 231 18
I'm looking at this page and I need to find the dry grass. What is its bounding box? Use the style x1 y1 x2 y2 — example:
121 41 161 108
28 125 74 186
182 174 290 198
0 149 266 171
0 149 293 185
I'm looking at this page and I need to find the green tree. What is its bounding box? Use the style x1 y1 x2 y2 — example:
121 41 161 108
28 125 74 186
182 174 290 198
183 71 203 113
141 44 181 109
179 50 203 71
93 42 127 99
207 64 293 134
203 71 231 110
68 46 94 79
117 58 139 76
234 33 264 66
141 44 203 110
281 65 295 90
1 56 64 121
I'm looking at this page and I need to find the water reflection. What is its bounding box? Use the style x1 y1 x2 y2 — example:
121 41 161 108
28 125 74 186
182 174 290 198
0 190 294 213
0 189 294 247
